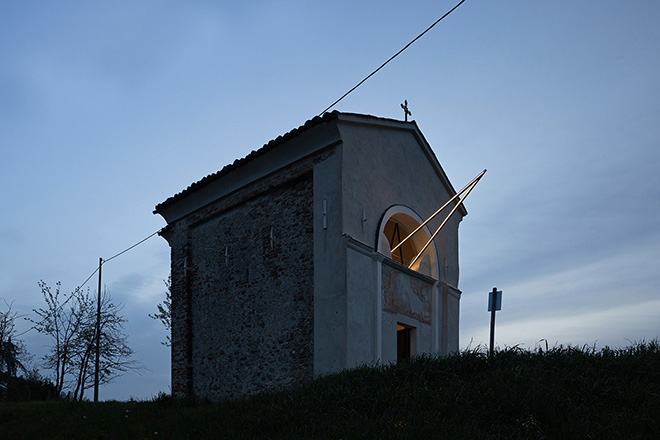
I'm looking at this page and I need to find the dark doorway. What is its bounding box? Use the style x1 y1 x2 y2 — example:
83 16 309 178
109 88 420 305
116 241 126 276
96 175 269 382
397 324 412 363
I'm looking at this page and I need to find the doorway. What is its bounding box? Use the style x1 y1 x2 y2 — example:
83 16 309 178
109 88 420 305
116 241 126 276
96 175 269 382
397 324 415 363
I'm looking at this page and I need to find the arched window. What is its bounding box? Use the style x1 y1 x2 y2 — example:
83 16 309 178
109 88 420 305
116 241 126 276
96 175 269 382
377 206 438 279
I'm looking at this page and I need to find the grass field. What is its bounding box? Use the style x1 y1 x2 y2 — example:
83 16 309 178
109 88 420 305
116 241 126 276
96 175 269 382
1 341 658 439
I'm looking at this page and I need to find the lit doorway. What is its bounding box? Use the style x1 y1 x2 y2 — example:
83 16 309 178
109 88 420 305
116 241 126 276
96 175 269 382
397 324 415 363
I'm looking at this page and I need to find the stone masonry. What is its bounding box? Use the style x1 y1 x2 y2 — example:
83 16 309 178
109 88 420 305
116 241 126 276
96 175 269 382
160 159 320 400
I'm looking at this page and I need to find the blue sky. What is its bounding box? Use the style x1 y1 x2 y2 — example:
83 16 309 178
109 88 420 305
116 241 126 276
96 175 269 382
2 0 659 400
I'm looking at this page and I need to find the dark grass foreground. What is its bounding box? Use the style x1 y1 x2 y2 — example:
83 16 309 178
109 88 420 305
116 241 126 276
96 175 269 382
1 341 659 439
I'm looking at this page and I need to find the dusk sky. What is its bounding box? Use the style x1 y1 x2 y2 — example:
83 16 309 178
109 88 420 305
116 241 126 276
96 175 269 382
2 0 659 401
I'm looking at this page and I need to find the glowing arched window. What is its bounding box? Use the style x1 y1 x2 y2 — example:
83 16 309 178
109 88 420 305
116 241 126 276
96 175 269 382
377 206 438 279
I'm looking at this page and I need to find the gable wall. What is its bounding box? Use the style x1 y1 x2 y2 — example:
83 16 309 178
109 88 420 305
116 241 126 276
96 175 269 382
338 121 462 288
163 148 334 400
188 174 314 400
336 120 464 360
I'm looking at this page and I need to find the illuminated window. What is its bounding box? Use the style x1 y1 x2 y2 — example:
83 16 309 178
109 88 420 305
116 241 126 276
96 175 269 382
383 217 417 267
377 206 438 278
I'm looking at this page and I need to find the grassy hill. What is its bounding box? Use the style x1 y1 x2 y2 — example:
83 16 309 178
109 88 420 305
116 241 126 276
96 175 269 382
1 341 658 439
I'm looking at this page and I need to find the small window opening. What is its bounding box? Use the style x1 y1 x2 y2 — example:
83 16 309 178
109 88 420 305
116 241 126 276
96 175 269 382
397 324 414 363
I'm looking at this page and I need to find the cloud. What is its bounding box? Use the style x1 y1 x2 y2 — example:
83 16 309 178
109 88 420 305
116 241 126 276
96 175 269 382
493 298 660 349
461 235 660 349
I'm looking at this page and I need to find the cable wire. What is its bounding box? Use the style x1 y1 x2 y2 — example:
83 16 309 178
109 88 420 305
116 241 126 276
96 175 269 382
74 267 100 292
103 229 162 264
72 228 162 292
318 0 466 116
72 2 466 292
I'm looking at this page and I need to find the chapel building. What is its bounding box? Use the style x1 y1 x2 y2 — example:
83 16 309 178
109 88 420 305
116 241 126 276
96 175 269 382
154 111 467 400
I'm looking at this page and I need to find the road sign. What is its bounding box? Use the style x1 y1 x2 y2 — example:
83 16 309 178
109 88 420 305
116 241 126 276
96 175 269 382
488 287 502 356
488 289 502 311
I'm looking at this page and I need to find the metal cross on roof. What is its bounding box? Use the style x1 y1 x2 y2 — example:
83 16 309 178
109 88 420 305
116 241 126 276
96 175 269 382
400 100 412 122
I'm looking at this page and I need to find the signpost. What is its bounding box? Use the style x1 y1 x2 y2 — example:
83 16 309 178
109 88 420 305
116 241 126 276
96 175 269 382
488 287 502 357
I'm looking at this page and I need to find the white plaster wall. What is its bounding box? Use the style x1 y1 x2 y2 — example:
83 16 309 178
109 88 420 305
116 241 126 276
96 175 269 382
381 312 397 363
345 242 377 367
312 145 347 375
380 260 436 362
446 285 461 353
308 115 465 375
336 116 463 289
381 312 433 364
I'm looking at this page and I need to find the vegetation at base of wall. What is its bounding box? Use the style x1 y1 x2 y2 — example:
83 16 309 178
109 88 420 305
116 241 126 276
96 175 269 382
1 341 659 439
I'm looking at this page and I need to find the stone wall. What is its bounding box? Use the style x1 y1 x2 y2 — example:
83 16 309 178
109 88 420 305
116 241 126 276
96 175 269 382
164 168 316 400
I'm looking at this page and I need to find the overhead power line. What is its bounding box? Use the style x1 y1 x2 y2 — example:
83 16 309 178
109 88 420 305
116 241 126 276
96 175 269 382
71 227 163 402
73 228 162 292
74 1 467 293
103 229 161 264
319 0 467 116
75 267 100 293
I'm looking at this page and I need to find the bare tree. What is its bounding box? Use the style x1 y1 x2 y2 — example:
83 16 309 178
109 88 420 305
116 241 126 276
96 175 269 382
70 287 140 401
31 281 140 400
0 299 29 378
29 281 86 395
149 275 171 347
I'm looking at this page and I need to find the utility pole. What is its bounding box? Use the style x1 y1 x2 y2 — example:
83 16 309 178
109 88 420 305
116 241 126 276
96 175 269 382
94 257 102 402
488 287 502 357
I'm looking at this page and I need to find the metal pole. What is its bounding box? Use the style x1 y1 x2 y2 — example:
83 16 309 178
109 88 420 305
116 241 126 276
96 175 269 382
94 257 102 402
408 177 480 269
489 287 497 357
391 169 486 254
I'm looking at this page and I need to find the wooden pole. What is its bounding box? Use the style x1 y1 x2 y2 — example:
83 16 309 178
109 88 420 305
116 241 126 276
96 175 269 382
489 287 497 357
94 257 102 402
